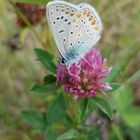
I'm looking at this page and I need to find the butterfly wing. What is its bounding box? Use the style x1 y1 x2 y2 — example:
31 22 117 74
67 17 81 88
66 3 103 57
46 1 78 59
78 3 103 31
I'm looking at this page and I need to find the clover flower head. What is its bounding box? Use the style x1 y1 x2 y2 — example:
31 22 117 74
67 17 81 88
57 48 112 98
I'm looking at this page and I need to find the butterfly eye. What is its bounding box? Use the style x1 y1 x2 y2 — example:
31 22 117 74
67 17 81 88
71 32 73 34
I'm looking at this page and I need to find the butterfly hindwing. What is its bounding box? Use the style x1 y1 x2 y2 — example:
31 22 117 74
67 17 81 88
66 3 103 54
78 3 103 32
46 1 78 59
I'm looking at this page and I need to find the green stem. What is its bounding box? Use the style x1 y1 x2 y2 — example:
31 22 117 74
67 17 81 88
71 97 78 124
78 98 88 124
9 0 46 48
112 123 124 140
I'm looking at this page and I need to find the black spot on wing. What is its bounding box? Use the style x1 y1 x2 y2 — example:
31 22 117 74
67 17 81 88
59 30 64 33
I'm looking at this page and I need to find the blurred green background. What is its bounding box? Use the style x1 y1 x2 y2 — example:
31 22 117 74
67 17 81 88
0 0 140 139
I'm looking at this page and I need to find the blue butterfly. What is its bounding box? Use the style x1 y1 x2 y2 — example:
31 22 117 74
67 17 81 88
46 0 103 66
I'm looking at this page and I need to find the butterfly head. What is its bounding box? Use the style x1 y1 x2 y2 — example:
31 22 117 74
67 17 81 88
60 57 67 64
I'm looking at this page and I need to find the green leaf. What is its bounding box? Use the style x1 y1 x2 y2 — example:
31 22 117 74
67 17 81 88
31 75 57 94
57 128 81 140
35 48 56 74
43 75 57 84
77 122 103 136
111 124 124 140
78 98 88 123
122 106 140 127
87 134 100 140
104 68 118 82
105 83 121 93
91 96 113 120
64 113 74 126
47 93 66 124
31 84 55 93
126 128 139 140
44 128 57 140
13 0 50 5
22 110 46 130
112 85 133 112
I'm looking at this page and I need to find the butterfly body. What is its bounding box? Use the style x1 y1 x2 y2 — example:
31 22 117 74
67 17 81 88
64 42 93 65
46 0 103 66
64 44 85 65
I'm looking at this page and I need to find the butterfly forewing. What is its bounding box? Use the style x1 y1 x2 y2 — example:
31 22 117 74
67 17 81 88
78 3 103 31
66 3 102 54
46 1 78 59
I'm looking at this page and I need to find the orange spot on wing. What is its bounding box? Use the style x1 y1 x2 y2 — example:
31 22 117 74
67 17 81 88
76 13 81 19
87 12 90 17
83 11 87 15
65 11 69 14
91 20 96 25
89 17 93 21
94 26 98 31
